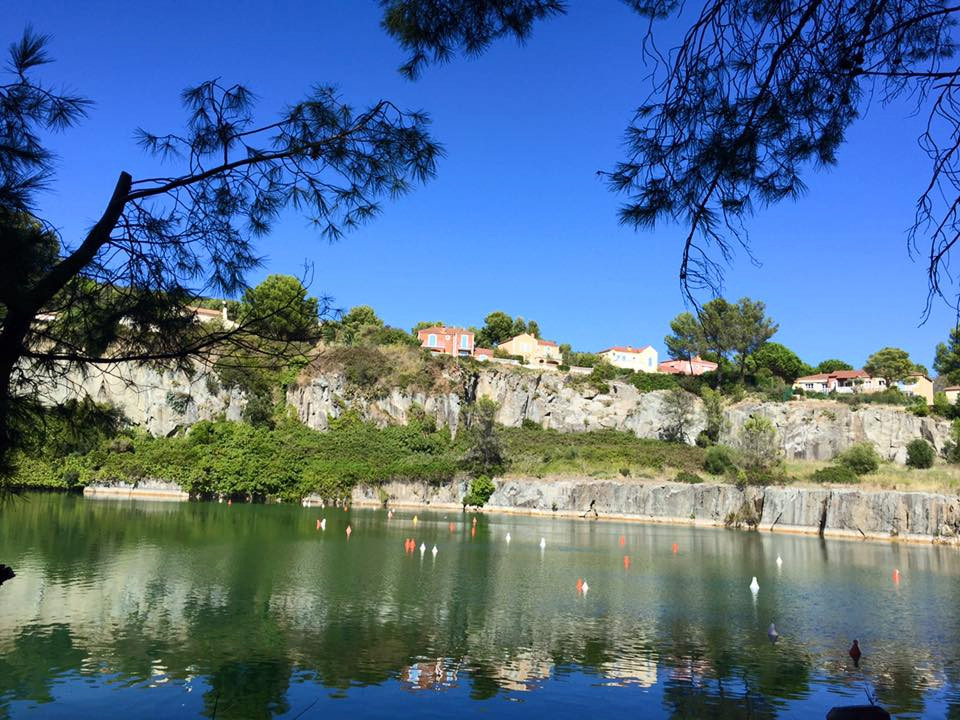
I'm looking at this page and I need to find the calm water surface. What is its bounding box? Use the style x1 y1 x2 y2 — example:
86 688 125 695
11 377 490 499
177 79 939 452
1 493 959 718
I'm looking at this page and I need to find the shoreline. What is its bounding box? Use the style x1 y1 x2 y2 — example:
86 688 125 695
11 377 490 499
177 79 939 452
77 477 960 546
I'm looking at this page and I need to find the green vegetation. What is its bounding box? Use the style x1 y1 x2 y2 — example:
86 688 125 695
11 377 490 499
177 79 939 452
864 347 926 385
475 311 540 348
463 475 495 507
906 439 935 469
703 445 737 475
836 443 881 475
737 416 780 472
811 465 859 484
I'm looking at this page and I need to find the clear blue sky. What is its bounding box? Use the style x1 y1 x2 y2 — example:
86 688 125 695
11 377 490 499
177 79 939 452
8 1 957 370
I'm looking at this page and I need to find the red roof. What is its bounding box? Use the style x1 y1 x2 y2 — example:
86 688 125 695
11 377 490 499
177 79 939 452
795 369 871 383
537 339 559 347
474 348 494 357
599 345 652 354
416 326 472 336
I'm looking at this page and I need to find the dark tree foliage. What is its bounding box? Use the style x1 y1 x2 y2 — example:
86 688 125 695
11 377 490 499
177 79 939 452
0 29 440 473
382 0 960 312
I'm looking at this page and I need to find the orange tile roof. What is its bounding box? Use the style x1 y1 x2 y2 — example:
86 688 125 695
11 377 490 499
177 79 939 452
599 345 652 354
416 326 472 336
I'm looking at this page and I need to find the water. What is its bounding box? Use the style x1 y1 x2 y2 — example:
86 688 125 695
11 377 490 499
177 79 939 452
1 494 959 718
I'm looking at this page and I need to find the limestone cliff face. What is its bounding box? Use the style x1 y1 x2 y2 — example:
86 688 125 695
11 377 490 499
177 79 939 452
42 362 245 437
41 360 954 465
721 399 952 463
344 477 960 544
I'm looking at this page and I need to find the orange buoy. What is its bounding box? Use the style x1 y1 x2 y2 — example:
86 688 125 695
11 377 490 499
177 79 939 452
672 543 679 554
471 527 476 538
619 535 626 546
623 555 630 569
346 525 352 538
316 519 321 530
227 499 232 506
449 522 456 533
893 568 901 584
576 577 584 592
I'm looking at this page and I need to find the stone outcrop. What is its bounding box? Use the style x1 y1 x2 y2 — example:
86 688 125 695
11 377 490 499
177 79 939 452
42 362 245 437
37 360 954 465
721 399 952 463
347 477 960 544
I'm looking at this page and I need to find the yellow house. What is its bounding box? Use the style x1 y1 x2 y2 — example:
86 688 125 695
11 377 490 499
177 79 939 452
498 333 562 365
895 373 934 406
597 345 659 373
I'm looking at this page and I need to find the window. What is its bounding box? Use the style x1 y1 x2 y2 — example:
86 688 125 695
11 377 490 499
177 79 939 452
428 334 437 347
648 357 653 367
461 335 469 349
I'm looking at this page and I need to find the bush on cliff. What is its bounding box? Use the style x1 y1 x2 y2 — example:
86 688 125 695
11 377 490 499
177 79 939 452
811 465 859 484
463 475 495 507
836 443 880 475
703 445 738 475
738 416 781 471
906 439 935 469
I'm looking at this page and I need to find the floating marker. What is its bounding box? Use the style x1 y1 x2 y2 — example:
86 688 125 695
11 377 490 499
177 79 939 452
432 545 438 556
316 519 321 530
749 576 760 593
539 537 546 549
576 577 583 592
619 535 626 546
227 499 232 506
472 517 477 525
449 522 456 533
471 527 476 538
768 623 779 644
345 525 352 538
776 555 783 568
412 515 418 525
893 568 901 584
420 542 426 554
505 532 511 543
623 555 631 569
672 543 678 554
582 581 589 594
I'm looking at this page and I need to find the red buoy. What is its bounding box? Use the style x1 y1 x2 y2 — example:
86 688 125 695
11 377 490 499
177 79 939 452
619 535 626 546
893 568 901 584
672 543 679 554
449 522 456 532
576 577 583 592
623 555 631 569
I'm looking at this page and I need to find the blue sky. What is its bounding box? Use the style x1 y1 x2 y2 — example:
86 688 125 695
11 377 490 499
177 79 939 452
7 1 957 369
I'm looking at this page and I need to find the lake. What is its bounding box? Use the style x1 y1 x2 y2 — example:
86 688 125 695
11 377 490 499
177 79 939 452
1 493 959 718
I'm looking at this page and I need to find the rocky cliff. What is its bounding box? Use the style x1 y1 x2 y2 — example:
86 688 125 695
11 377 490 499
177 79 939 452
39 361 953 465
343 477 960 545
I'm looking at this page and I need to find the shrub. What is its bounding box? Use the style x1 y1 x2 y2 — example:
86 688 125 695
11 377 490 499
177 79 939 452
462 399 505 476
811 465 859 484
945 420 960 463
703 445 738 475
659 388 696 444
906 439 935 469
463 475 496 507
629 372 678 393
738 415 780 470
521 418 540 430
836 443 880 475
675 470 703 484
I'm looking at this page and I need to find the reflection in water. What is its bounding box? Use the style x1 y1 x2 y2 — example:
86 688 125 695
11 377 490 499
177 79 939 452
1 493 959 717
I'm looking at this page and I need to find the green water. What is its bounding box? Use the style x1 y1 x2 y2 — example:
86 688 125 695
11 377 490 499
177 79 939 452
1 493 959 718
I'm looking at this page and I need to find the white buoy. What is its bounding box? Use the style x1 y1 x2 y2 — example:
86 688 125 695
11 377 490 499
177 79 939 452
776 555 783 568
505 532 512 543
420 542 426 554
431 545 438 556
750 576 760 593
582 580 589 593
320 518 326 531
539 537 546 549
768 622 779 643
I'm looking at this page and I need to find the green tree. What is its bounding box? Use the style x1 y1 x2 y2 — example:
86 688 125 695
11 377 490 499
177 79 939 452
729 298 778 380
511 316 528 336
748 342 811 382
659 388 696 444
240 275 320 342
476 311 515 348
934 327 960 385
0 30 438 474
412 320 443 333
325 305 384 345
526 320 540 338
816 359 853 374
864 347 918 385
738 415 781 471
381 0 960 307
664 312 703 362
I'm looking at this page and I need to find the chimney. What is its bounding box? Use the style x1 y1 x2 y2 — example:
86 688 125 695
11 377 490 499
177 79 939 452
221 301 228 323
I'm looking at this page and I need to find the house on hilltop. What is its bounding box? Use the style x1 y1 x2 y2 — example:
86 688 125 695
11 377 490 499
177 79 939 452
895 373 934 405
598 345 658 373
792 369 887 394
658 356 718 376
417 326 474 357
498 333 562 365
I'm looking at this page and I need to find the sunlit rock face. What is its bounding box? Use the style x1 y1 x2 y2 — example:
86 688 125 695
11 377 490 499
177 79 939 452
720 400 952 463
34 360 954 463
